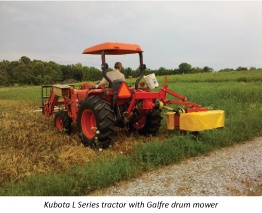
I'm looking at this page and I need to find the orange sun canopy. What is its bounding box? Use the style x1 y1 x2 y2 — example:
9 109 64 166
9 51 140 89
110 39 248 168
82 42 143 55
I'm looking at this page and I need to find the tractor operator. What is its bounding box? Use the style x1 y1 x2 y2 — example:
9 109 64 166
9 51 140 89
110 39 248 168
96 62 125 88
80 62 125 90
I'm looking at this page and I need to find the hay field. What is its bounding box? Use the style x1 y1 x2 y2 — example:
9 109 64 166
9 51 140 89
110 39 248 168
0 98 152 186
0 70 261 188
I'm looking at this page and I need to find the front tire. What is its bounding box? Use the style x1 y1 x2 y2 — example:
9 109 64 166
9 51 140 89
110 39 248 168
77 96 116 148
54 110 72 134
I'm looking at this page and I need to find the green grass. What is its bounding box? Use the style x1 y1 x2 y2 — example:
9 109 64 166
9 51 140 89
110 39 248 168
162 70 262 83
0 155 137 196
0 70 261 196
0 86 41 102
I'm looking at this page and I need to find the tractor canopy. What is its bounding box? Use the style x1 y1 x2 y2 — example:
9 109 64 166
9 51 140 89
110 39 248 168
82 42 143 55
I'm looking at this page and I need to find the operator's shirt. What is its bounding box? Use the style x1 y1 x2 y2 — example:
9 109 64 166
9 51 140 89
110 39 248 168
99 69 125 86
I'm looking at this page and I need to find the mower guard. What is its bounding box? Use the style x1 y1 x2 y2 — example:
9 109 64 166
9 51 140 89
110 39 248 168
164 110 224 131
180 110 224 131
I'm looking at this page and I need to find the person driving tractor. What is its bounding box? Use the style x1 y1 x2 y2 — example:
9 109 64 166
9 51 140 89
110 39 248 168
80 62 125 89
96 62 125 88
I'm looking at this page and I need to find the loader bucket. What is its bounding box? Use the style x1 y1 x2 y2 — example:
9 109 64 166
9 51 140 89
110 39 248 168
179 110 225 131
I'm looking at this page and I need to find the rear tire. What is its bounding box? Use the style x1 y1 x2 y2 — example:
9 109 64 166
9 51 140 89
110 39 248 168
77 96 116 148
138 109 162 136
54 110 72 134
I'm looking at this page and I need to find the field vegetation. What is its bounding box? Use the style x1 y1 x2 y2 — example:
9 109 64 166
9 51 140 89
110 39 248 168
2 55 260 86
0 70 261 195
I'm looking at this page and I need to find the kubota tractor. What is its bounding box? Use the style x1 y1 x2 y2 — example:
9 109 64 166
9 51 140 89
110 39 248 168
41 42 224 148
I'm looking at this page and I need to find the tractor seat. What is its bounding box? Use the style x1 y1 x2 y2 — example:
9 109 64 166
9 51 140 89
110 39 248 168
111 79 125 93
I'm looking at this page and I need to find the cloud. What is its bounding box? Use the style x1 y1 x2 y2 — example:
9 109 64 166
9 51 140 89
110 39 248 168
0 1 261 71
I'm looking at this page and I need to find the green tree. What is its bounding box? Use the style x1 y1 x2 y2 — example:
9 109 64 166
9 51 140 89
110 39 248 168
47 61 62 82
218 68 234 72
157 67 167 76
61 65 72 80
0 60 10 86
43 75 52 84
82 66 102 82
203 66 213 73
0 70 9 86
236 66 248 71
173 68 180 75
122 67 133 78
20 56 31 65
191 67 203 73
90 67 103 81
72 63 83 81
178 63 192 74
13 64 32 84
32 61 44 77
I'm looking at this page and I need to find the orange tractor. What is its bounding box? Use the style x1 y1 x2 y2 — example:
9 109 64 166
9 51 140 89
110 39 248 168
41 42 224 148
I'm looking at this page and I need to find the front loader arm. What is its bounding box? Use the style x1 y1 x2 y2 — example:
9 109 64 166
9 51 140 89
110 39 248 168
43 86 59 117
43 84 69 117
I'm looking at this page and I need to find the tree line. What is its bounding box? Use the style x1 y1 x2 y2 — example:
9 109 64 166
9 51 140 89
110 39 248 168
0 56 259 86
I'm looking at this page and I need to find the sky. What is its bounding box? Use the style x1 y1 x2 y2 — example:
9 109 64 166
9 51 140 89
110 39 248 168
0 1 262 71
